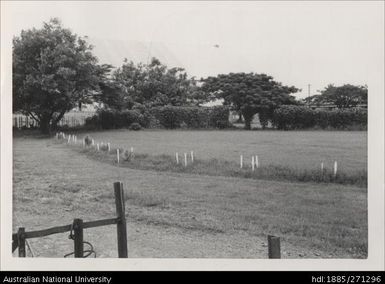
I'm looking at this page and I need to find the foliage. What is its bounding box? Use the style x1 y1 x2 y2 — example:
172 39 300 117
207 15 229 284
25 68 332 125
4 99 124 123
13 18 111 133
85 109 145 130
304 84 367 109
86 106 230 130
151 105 230 129
273 105 367 130
129 122 142 131
99 58 209 110
201 73 299 129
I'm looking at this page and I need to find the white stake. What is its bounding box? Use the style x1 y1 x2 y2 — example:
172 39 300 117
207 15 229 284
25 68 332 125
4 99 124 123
191 151 194 163
72 135 75 142
184 153 187 167
67 135 71 143
240 155 243 169
321 162 324 171
255 155 259 168
96 143 99 151
251 156 255 171
176 152 179 164
63 133 66 139
107 143 110 152
334 161 338 176
92 139 94 146
117 149 120 164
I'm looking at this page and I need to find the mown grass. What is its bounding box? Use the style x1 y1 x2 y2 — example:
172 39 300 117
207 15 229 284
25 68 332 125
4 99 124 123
14 137 368 257
61 139 367 187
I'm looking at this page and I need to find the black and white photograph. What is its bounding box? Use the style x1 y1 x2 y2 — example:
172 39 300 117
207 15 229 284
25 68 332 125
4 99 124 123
1 0 384 271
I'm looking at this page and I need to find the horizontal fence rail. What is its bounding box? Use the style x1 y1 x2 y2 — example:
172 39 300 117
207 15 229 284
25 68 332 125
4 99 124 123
12 182 127 258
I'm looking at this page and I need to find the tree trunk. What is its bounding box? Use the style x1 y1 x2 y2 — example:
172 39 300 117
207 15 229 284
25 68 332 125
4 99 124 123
244 119 252 130
237 111 243 123
39 115 51 134
242 111 254 130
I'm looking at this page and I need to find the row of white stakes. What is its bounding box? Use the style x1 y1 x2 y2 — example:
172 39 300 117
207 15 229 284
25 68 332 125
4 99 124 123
175 151 194 167
58 133 339 175
240 154 338 175
240 155 259 171
57 132 135 164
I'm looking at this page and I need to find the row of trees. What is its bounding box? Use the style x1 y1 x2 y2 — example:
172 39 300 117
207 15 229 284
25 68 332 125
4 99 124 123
13 19 368 133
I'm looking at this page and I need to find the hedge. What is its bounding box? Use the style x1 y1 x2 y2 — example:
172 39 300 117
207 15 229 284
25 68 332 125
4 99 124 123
85 106 231 130
85 109 145 130
272 105 367 130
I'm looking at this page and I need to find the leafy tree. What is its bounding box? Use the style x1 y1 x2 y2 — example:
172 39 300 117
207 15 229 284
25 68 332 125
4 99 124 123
13 18 110 133
202 73 299 129
105 58 208 110
304 84 367 109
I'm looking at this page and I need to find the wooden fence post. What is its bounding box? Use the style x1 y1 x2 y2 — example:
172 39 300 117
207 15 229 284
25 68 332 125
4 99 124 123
17 227 26 257
73 218 84 258
114 182 128 258
268 235 281 258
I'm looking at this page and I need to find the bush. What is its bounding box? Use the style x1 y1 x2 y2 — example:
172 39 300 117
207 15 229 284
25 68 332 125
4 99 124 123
129 122 142 131
150 105 230 129
273 105 367 130
84 106 230 130
85 109 145 130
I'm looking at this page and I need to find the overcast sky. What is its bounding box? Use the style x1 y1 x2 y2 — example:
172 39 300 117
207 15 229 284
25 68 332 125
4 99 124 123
2 1 384 98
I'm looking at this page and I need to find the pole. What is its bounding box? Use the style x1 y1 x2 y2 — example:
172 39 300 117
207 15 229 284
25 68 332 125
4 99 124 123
73 219 84 258
268 235 281 258
114 182 128 258
17 227 26 257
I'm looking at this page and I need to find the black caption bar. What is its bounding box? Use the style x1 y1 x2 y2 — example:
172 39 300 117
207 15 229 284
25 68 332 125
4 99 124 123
0 271 384 284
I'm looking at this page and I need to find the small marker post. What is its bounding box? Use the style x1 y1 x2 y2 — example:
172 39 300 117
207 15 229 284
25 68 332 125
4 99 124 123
255 155 259 168
117 149 120 164
251 156 255 171
108 143 111 152
191 151 194 163
97 143 99 151
184 153 187 167
334 161 338 177
176 152 179 164
240 155 243 169
321 162 324 172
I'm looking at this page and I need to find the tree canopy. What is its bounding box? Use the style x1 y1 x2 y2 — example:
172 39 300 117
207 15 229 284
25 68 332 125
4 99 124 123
201 73 299 129
13 18 111 133
100 58 207 110
304 84 368 109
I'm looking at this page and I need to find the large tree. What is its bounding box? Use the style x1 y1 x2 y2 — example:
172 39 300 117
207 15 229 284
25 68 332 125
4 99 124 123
202 73 299 129
102 58 207 110
304 84 367 109
13 18 110 133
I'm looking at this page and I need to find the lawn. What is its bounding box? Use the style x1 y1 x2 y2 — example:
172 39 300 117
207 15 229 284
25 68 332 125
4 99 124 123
80 129 367 173
12 132 368 258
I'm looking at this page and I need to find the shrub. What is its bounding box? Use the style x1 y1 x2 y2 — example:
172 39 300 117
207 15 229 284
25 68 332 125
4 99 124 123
273 105 367 130
85 109 145 129
129 122 142 131
84 106 230 130
150 105 230 129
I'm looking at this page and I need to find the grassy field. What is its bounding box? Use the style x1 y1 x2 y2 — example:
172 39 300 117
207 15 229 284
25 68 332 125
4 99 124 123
12 133 368 258
78 129 367 173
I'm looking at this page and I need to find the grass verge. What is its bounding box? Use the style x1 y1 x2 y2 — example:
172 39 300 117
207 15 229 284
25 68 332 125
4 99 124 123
59 139 367 187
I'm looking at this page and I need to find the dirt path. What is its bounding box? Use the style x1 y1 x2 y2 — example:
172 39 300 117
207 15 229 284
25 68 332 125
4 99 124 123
12 137 361 258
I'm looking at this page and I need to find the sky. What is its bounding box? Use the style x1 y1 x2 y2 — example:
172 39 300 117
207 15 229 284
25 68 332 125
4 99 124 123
2 1 384 98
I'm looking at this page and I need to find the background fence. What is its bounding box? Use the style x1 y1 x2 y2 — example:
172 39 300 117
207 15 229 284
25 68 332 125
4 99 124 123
13 111 95 129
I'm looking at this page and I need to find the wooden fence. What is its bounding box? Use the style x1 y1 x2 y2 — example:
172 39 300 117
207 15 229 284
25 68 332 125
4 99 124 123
12 182 128 258
13 112 95 129
12 180 282 258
